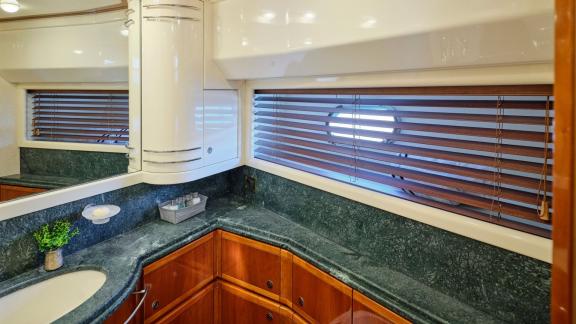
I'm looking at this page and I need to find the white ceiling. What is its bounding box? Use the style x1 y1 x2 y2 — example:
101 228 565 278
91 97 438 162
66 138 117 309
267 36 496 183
0 0 122 19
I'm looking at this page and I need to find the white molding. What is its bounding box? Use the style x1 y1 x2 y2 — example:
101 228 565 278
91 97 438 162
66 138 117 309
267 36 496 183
141 158 241 185
0 172 142 222
243 68 554 263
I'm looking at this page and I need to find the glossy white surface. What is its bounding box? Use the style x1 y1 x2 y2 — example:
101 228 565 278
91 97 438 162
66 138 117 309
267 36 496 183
0 0 120 18
213 0 553 79
127 0 142 172
141 0 204 173
0 11 128 83
203 90 239 166
0 270 107 324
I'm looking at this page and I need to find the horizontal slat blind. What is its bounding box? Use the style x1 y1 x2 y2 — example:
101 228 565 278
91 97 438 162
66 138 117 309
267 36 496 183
253 87 553 237
28 90 129 145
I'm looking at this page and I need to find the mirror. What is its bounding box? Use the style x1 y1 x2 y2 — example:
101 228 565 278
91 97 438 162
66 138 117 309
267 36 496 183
0 0 140 203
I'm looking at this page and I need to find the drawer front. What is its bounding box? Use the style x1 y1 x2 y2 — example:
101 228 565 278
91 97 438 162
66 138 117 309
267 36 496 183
219 281 291 324
143 233 214 322
155 283 214 324
221 231 281 300
292 256 352 324
352 291 410 324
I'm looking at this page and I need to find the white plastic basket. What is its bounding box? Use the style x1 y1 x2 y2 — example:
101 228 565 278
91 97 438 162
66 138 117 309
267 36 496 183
158 194 208 224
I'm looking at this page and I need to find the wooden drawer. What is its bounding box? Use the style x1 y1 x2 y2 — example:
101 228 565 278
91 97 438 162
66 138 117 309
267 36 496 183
218 281 292 324
219 231 282 300
292 255 352 324
155 283 215 324
352 291 410 324
143 232 215 322
0 184 46 201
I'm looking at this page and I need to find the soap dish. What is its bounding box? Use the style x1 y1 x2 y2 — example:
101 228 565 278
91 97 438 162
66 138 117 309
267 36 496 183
82 204 121 224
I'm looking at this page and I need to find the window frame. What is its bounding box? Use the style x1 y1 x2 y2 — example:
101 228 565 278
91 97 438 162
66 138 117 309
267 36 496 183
245 83 553 263
16 84 129 154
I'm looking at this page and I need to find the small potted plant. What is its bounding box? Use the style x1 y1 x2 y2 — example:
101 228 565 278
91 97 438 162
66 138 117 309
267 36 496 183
33 220 79 271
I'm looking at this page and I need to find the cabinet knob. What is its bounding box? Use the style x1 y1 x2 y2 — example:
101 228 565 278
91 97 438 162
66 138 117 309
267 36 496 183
266 280 274 289
297 296 305 307
266 312 274 321
207 147 213 154
151 300 160 310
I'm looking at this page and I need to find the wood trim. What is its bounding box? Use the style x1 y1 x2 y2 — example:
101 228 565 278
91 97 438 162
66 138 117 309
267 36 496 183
292 255 352 296
221 230 282 255
154 283 214 324
214 230 222 278
353 290 411 324
213 281 222 324
254 84 553 96
0 0 128 22
144 232 214 275
280 250 293 308
221 274 280 301
219 280 281 312
552 0 576 323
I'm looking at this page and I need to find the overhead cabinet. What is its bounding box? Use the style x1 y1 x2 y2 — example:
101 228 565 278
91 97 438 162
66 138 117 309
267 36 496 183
140 0 239 182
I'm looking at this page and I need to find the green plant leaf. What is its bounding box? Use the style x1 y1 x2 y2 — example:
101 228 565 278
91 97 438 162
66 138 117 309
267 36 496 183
33 220 79 253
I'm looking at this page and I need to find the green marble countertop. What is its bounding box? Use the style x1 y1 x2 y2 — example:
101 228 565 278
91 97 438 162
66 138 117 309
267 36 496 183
0 197 500 324
0 174 85 189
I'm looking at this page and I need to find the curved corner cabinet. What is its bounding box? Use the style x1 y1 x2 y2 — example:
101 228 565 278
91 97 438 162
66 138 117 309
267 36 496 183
140 0 239 184
106 231 411 324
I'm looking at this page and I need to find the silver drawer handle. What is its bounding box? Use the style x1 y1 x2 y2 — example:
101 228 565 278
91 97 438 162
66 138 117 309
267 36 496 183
144 158 201 164
143 15 200 22
124 19 135 28
123 287 148 324
144 147 201 153
143 4 200 10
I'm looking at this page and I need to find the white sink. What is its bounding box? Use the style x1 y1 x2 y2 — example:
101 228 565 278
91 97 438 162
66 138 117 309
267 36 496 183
0 270 106 324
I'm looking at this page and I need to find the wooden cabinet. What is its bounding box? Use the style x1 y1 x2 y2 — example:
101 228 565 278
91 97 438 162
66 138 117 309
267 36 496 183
292 255 352 324
218 281 292 324
352 291 410 324
219 231 282 301
143 232 215 323
0 184 46 201
155 283 215 324
104 280 144 324
106 230 408 324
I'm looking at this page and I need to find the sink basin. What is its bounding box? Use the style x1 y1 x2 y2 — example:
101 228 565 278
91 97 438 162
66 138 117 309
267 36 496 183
0 270 106 324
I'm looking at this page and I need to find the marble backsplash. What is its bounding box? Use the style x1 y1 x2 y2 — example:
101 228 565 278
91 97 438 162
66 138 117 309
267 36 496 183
231 167 551 323
20 148 128 180
0 171 233 282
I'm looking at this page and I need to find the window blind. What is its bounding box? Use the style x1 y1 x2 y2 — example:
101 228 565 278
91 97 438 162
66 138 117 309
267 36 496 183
253 86 553 237
28 90 129 145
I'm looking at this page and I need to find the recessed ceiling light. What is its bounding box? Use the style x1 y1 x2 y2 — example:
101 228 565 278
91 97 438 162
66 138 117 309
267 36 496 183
0 0 21 14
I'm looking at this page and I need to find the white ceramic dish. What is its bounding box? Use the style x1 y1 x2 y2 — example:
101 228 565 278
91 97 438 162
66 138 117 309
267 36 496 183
82 204 121 224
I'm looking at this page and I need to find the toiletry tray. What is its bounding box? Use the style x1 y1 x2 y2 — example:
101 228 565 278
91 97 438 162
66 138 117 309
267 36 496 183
158 194 208 224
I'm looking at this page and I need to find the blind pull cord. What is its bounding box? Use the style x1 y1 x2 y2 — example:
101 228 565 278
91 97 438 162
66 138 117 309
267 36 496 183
537 96 551 222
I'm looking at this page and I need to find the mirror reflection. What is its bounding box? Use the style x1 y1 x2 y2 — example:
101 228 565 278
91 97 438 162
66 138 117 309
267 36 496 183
0 0 139 203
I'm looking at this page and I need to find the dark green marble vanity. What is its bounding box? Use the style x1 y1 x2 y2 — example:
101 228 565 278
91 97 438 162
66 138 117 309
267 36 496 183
0 167 550 324
0 173 84 189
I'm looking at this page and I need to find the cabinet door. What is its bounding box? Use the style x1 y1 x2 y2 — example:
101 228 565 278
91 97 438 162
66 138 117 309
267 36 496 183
143 232 214 322
292 256 352 324
352 291 410 324
203 90 238 166
220 231 281 300
0 185 46 201
104 280 144 324
141 1 204 173
155 282 214 324
219 281 291 324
